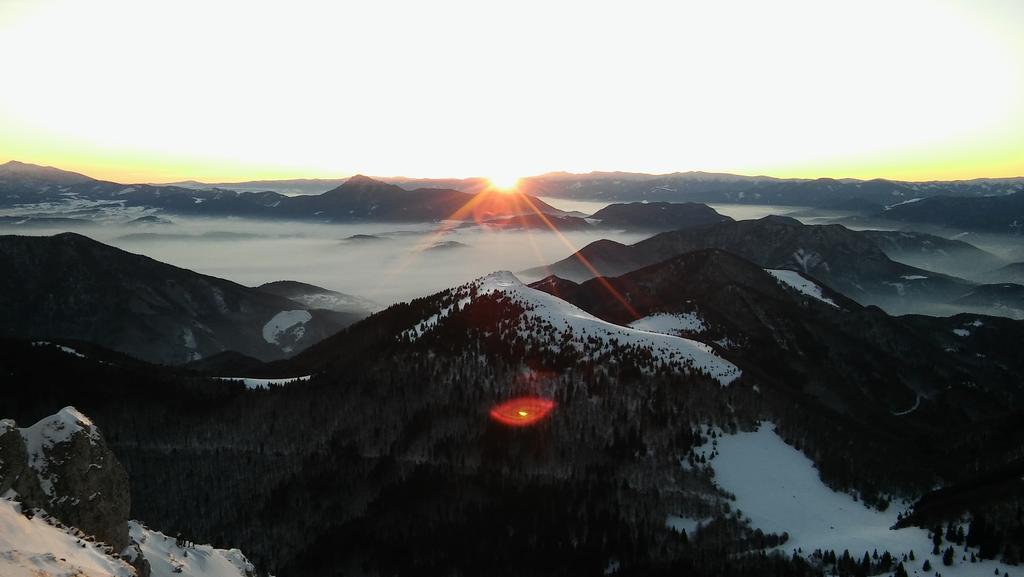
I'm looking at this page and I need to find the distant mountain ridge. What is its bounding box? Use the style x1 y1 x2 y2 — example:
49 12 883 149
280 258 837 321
5 160 1024 228
0 161 567 223
516 170 1024 213
588 201 733 231
524 216 1023 318
876 191 1024 233
860 229 1006 277
0 233 369 363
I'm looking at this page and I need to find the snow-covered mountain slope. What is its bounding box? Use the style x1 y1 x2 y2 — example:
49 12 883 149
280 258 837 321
708 424 1018 577
628 312 708 336
407 271 740 385
765 269 839 308
0 496 134 577
130 521 256 577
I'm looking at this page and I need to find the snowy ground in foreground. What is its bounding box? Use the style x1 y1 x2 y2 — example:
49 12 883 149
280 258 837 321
708 424 1017 577
130 521 255 577
0 495 258 577
0 495 134 577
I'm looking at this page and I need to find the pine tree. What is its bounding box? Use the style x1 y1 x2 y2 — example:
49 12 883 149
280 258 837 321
923 559 932 571
942 546 955 566
880 551 893 571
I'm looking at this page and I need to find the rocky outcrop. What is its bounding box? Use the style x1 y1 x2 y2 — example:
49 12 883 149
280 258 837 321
0 406 130 550
0 418 44 500
2 406 260 577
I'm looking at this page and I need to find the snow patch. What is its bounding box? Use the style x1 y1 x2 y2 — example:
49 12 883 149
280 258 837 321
262 310 312 350
766 269 839 308
790 248 823 274
708 424 1019 576
628 312 707 335
31 341 86 358
219 375 312 390
884 197 924 210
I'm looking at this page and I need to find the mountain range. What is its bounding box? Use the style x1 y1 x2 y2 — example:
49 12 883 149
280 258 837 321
0 161 565 224
5 160 1024 232
525 216 1023 318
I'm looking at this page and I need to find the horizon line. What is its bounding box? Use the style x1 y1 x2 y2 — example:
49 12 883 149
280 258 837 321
3 158 1023 187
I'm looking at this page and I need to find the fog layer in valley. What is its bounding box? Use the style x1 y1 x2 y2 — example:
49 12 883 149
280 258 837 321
3 201 1021 314
0 216 651 305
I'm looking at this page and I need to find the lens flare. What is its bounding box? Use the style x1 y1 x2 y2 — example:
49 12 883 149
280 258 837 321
488 175 521 191
489 397 556 427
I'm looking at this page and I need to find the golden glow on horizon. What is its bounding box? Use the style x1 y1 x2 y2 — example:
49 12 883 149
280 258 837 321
0 0 1022 182
489 175 522 191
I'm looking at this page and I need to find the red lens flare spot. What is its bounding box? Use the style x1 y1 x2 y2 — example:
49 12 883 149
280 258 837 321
489 397 556 427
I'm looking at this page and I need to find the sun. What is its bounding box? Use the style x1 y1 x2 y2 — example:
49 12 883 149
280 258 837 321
488 174 521 192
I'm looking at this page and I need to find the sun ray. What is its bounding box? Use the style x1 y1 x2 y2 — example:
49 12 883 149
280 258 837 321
384 185 642 324
515 194 642 320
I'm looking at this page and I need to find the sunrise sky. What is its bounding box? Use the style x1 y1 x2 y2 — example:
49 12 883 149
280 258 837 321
0 0 1021 183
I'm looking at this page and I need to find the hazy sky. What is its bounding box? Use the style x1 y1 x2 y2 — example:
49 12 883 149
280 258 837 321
1 0 1021 182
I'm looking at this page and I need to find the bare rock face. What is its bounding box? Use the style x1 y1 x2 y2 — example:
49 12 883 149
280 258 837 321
122 542 153 577
0 418 44 500
0 407 131 551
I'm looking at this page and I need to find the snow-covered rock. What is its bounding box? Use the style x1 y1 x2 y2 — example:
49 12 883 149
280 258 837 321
0 407 261 577
1 407 130 551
